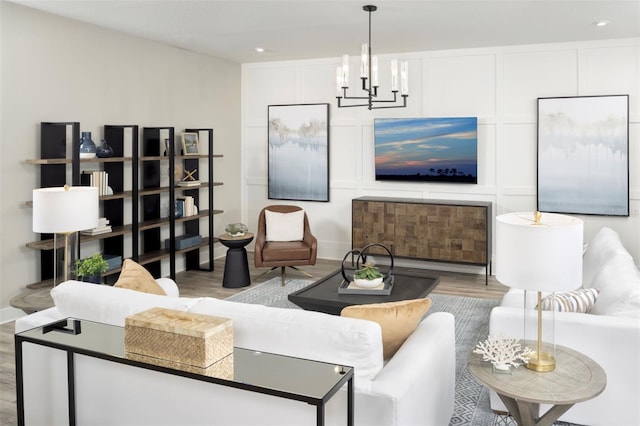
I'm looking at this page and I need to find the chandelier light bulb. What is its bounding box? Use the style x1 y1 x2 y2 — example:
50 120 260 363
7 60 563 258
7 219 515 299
341 54 350 88
361 43 369 78
400 61 409 95
391 59 399 91
372 56 379 87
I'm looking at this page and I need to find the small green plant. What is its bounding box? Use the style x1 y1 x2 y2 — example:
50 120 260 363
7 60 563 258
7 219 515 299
354 262 384 280
74 253 109 277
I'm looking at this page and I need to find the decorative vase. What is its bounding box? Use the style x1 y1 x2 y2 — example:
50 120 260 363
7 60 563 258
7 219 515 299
96 139 113 158
81 275 101 284
353 277 383 288
492 364 512 375
79 131 97 159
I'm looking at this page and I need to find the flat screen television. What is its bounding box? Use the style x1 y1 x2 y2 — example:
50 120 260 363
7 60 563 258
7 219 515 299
374 117 478 183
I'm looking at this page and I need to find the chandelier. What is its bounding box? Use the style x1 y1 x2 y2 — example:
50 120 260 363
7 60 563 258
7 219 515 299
336 5 408 110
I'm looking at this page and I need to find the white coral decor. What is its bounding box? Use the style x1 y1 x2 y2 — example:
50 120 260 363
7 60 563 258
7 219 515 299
473 336 533 371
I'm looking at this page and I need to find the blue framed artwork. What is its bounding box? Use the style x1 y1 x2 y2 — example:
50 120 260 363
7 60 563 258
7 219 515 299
537 95 629 216
268 103 330 202
374 117 478 183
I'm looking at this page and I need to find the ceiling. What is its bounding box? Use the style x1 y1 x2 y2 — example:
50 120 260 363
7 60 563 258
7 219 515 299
9 0 640 63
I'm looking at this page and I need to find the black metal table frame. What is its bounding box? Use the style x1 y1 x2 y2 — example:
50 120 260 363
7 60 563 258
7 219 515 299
15 318 354 426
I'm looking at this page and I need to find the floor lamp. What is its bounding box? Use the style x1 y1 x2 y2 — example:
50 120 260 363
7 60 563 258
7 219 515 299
32 185 99 285
496 211 583 372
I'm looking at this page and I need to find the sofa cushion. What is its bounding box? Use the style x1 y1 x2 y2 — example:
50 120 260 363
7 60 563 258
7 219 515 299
51 281 200 327
265 209 304 242
589 254 640 318
539 288 600 313
114 259 166 295
582 227 629 288
189 297 384 387
341 298 432 359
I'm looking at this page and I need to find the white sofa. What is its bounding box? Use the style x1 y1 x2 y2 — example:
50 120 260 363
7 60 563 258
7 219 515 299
16 279 455 426
490 227 640 426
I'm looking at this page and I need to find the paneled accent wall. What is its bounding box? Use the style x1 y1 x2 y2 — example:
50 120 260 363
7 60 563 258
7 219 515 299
242 38 639 266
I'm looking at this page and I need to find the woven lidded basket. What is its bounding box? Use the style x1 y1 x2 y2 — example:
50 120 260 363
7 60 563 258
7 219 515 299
125 307 232 369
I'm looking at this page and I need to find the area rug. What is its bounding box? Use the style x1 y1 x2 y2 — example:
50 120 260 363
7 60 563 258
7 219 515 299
226 277 567 426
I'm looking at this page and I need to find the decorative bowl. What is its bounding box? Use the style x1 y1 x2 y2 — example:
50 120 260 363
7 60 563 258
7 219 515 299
225 223 248 237
353 277 383 288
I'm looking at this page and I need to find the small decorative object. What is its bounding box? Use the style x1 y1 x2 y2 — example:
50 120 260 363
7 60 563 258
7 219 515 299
96 139 113 158
177 168 200 187
353 262 384 288
181 132 200 155
74 252 109 284
226 223 248 237
340 242 394 287
79 131 97 159
164 138 172 156
473 336 533 372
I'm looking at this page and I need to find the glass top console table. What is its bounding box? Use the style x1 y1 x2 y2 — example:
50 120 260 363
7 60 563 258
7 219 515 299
15 318 354 426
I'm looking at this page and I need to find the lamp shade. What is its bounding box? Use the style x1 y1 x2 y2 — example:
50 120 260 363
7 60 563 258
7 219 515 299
496 212 583 292
32 186 99 233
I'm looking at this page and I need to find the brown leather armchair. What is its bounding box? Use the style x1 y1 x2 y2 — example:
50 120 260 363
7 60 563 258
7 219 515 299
254 205 317 285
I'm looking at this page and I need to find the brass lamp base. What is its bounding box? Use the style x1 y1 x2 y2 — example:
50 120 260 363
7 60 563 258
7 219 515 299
526 351 556 372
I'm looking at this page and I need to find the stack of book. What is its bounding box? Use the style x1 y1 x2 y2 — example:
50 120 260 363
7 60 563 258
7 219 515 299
175 196 198 218
177 179 200 187
81 170 110 196
81 217 112 236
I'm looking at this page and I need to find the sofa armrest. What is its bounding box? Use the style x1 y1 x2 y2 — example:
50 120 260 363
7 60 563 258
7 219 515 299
155 277 179 297
490 306 640 425
366 312 456 426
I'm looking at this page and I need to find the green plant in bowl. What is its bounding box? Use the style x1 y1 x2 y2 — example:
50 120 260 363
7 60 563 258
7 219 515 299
353 262 385 288
74 253 109 283
354 263 384 280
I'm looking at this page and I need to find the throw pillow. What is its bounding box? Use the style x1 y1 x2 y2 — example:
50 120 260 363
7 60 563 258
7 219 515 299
538 288 600 313
114 259 166 295
265 209 304 242
341 298 432 359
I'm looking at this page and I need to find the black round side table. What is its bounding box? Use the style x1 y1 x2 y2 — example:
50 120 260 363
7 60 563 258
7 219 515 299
218 233 254 288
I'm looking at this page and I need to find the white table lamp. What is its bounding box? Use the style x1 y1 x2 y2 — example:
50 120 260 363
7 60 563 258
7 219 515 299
496 211 583 372
32 185 99 284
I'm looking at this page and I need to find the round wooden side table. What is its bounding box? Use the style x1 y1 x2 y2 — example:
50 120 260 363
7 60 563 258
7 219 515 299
218 233 254 288
468 343 606 426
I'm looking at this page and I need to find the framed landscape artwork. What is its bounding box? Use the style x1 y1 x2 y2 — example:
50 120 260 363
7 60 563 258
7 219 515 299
268 103 330 202
537 94 629 216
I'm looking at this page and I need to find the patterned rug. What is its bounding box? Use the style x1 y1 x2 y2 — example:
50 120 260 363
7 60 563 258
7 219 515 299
225 277 554 426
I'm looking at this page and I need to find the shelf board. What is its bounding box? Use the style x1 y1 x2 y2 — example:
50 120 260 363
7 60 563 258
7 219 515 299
26 225 132 250
137 237 212 265
139 210 212 232
25 157 133 165
139 154 223 161
25 190 134 207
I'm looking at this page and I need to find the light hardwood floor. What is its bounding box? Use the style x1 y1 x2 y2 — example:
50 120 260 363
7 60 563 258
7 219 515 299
0 254 508 425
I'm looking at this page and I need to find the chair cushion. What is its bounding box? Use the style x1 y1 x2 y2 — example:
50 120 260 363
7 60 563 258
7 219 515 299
262 241 311 262
341 298 432 359
114 259 166 295
265 209 304 242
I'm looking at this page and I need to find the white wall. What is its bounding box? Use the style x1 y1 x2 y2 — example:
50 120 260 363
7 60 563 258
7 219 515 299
241 39 640 268
0 2 242 319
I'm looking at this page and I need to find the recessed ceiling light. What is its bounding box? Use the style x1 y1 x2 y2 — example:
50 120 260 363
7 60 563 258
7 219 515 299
594 20 610 27
255 47 265 53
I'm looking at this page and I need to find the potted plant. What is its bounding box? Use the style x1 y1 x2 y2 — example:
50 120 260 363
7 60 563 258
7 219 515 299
74 252 109 284
353 262 384 288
